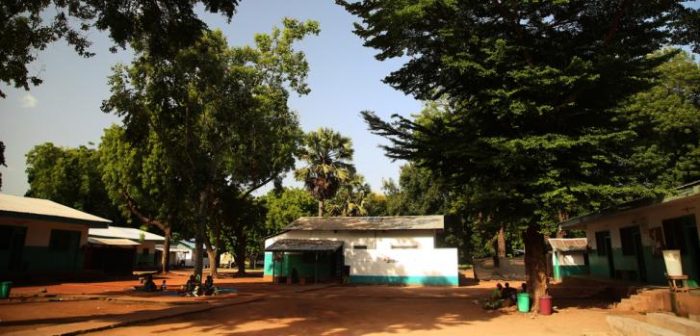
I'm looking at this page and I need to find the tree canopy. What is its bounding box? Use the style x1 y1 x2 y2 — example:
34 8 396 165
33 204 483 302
0 0 241 98
102 19 319 276
25 142 125 224
295 128 356 216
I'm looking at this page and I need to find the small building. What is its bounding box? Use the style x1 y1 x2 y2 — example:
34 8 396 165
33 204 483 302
86 226 164 273
560 183 700 285
0 193 110 274
263 216 459 286
547 238 589 282
156 241 194 268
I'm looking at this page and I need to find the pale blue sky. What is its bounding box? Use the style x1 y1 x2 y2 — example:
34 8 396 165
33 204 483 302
0 1 421 196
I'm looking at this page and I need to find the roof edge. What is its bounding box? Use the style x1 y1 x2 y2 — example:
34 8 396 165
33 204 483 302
0 210 111 228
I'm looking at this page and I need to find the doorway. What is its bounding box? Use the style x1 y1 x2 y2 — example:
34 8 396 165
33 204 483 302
663 215 700 281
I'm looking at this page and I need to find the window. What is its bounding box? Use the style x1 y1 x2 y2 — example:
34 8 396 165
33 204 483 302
353 245 368 250
595 231 609 256
49 230 80 251
619 226 638 256
142 248 150 256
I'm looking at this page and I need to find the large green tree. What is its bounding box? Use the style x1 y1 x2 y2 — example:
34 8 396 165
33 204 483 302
102 20 317 278
98 125 188 273
295 128 356 217
325 174 372 216
0 0 240 98
25 142 124 224
341 0 700 310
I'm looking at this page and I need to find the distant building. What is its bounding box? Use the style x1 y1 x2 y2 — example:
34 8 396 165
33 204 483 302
86 226 164 273
547 238 589 282
263 216 458 286
560 182 700 285
0 193 110 274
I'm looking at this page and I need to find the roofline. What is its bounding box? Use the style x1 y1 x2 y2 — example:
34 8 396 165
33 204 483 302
0 210 111 228
560 185 700 229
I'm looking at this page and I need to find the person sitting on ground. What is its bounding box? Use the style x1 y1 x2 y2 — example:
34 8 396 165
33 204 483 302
202 275 216 296
143 274 157 292
520 282 527 293
160 280 167 291
484 283 504 310
181 275 198 296
501 282 517 306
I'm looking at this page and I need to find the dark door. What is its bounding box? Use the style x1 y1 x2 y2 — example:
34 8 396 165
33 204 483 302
8 226 27 271
663 215 700 281
632 228 647 282
605 235 615 278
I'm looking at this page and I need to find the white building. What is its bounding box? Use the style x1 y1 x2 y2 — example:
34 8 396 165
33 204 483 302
263 216 458 286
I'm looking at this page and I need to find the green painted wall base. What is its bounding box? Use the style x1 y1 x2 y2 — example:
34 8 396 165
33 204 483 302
349 275 458 286
559 265 589 278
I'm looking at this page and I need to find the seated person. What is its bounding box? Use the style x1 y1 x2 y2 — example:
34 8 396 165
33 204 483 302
143 274 157 292
181 275 198 296
484 283 504 310
501 282 517 306
202 275 216 296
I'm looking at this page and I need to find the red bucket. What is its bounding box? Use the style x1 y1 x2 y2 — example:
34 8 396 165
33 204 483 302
539 296 552 315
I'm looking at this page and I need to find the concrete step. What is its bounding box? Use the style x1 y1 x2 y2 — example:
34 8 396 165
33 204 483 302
607 315 683 336
646 313 700 336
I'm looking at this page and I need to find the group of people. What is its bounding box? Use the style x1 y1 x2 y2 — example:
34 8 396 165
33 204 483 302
138 273 217 297
484 282 527 310
181 274 217 296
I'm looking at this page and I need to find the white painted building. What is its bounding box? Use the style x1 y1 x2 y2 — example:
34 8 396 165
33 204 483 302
263 216 459 286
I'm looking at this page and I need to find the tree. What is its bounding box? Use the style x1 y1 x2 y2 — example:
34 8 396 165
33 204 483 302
621 50 700 188
0 141 5 190
383 164 447 216
262 188 318 230
103 20 318 278
340 0 700 311
25 142 125 224
295 128 356 217
0 0 240 98
325 174 372 216
98 125 187 273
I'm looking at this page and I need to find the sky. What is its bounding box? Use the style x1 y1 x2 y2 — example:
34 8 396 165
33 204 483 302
0 1 422 197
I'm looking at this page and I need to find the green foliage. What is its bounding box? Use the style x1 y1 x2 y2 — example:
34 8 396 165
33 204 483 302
294 128 356 215
621 50 700 189
25 142 125 224
102 19 318 274
325 174 372 216
261 188 318 231
0 0 240 98
383 164 447 216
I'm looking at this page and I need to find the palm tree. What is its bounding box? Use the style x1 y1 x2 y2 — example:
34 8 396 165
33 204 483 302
326 174 371 217
295 128 355 216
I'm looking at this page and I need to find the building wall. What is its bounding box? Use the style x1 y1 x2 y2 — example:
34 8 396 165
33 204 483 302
135 241 157 267
0 217 89 272
583 195 700 284
264 230 459 286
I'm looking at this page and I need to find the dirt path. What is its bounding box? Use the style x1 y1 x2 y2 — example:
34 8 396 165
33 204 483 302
88 286 614 336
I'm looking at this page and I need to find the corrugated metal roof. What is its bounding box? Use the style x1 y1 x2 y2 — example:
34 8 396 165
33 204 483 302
547 238 588 252
265 239 344 252
88 237 140 246
89 226 164 242
156 243 192 253
284 216 444 231
0 193 111 228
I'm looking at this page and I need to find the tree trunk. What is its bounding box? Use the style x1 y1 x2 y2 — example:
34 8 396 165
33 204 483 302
194 233 204 280
161 226 172 274
206 247 217 277
318 199 324 217
497 225 506 258
235 226 247 275
524 224 548 313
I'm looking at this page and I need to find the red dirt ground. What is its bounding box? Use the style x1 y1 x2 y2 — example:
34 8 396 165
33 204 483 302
1 271 617 336
89 284 614 336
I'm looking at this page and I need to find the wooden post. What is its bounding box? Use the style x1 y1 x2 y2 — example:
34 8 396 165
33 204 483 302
314 253 319 284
